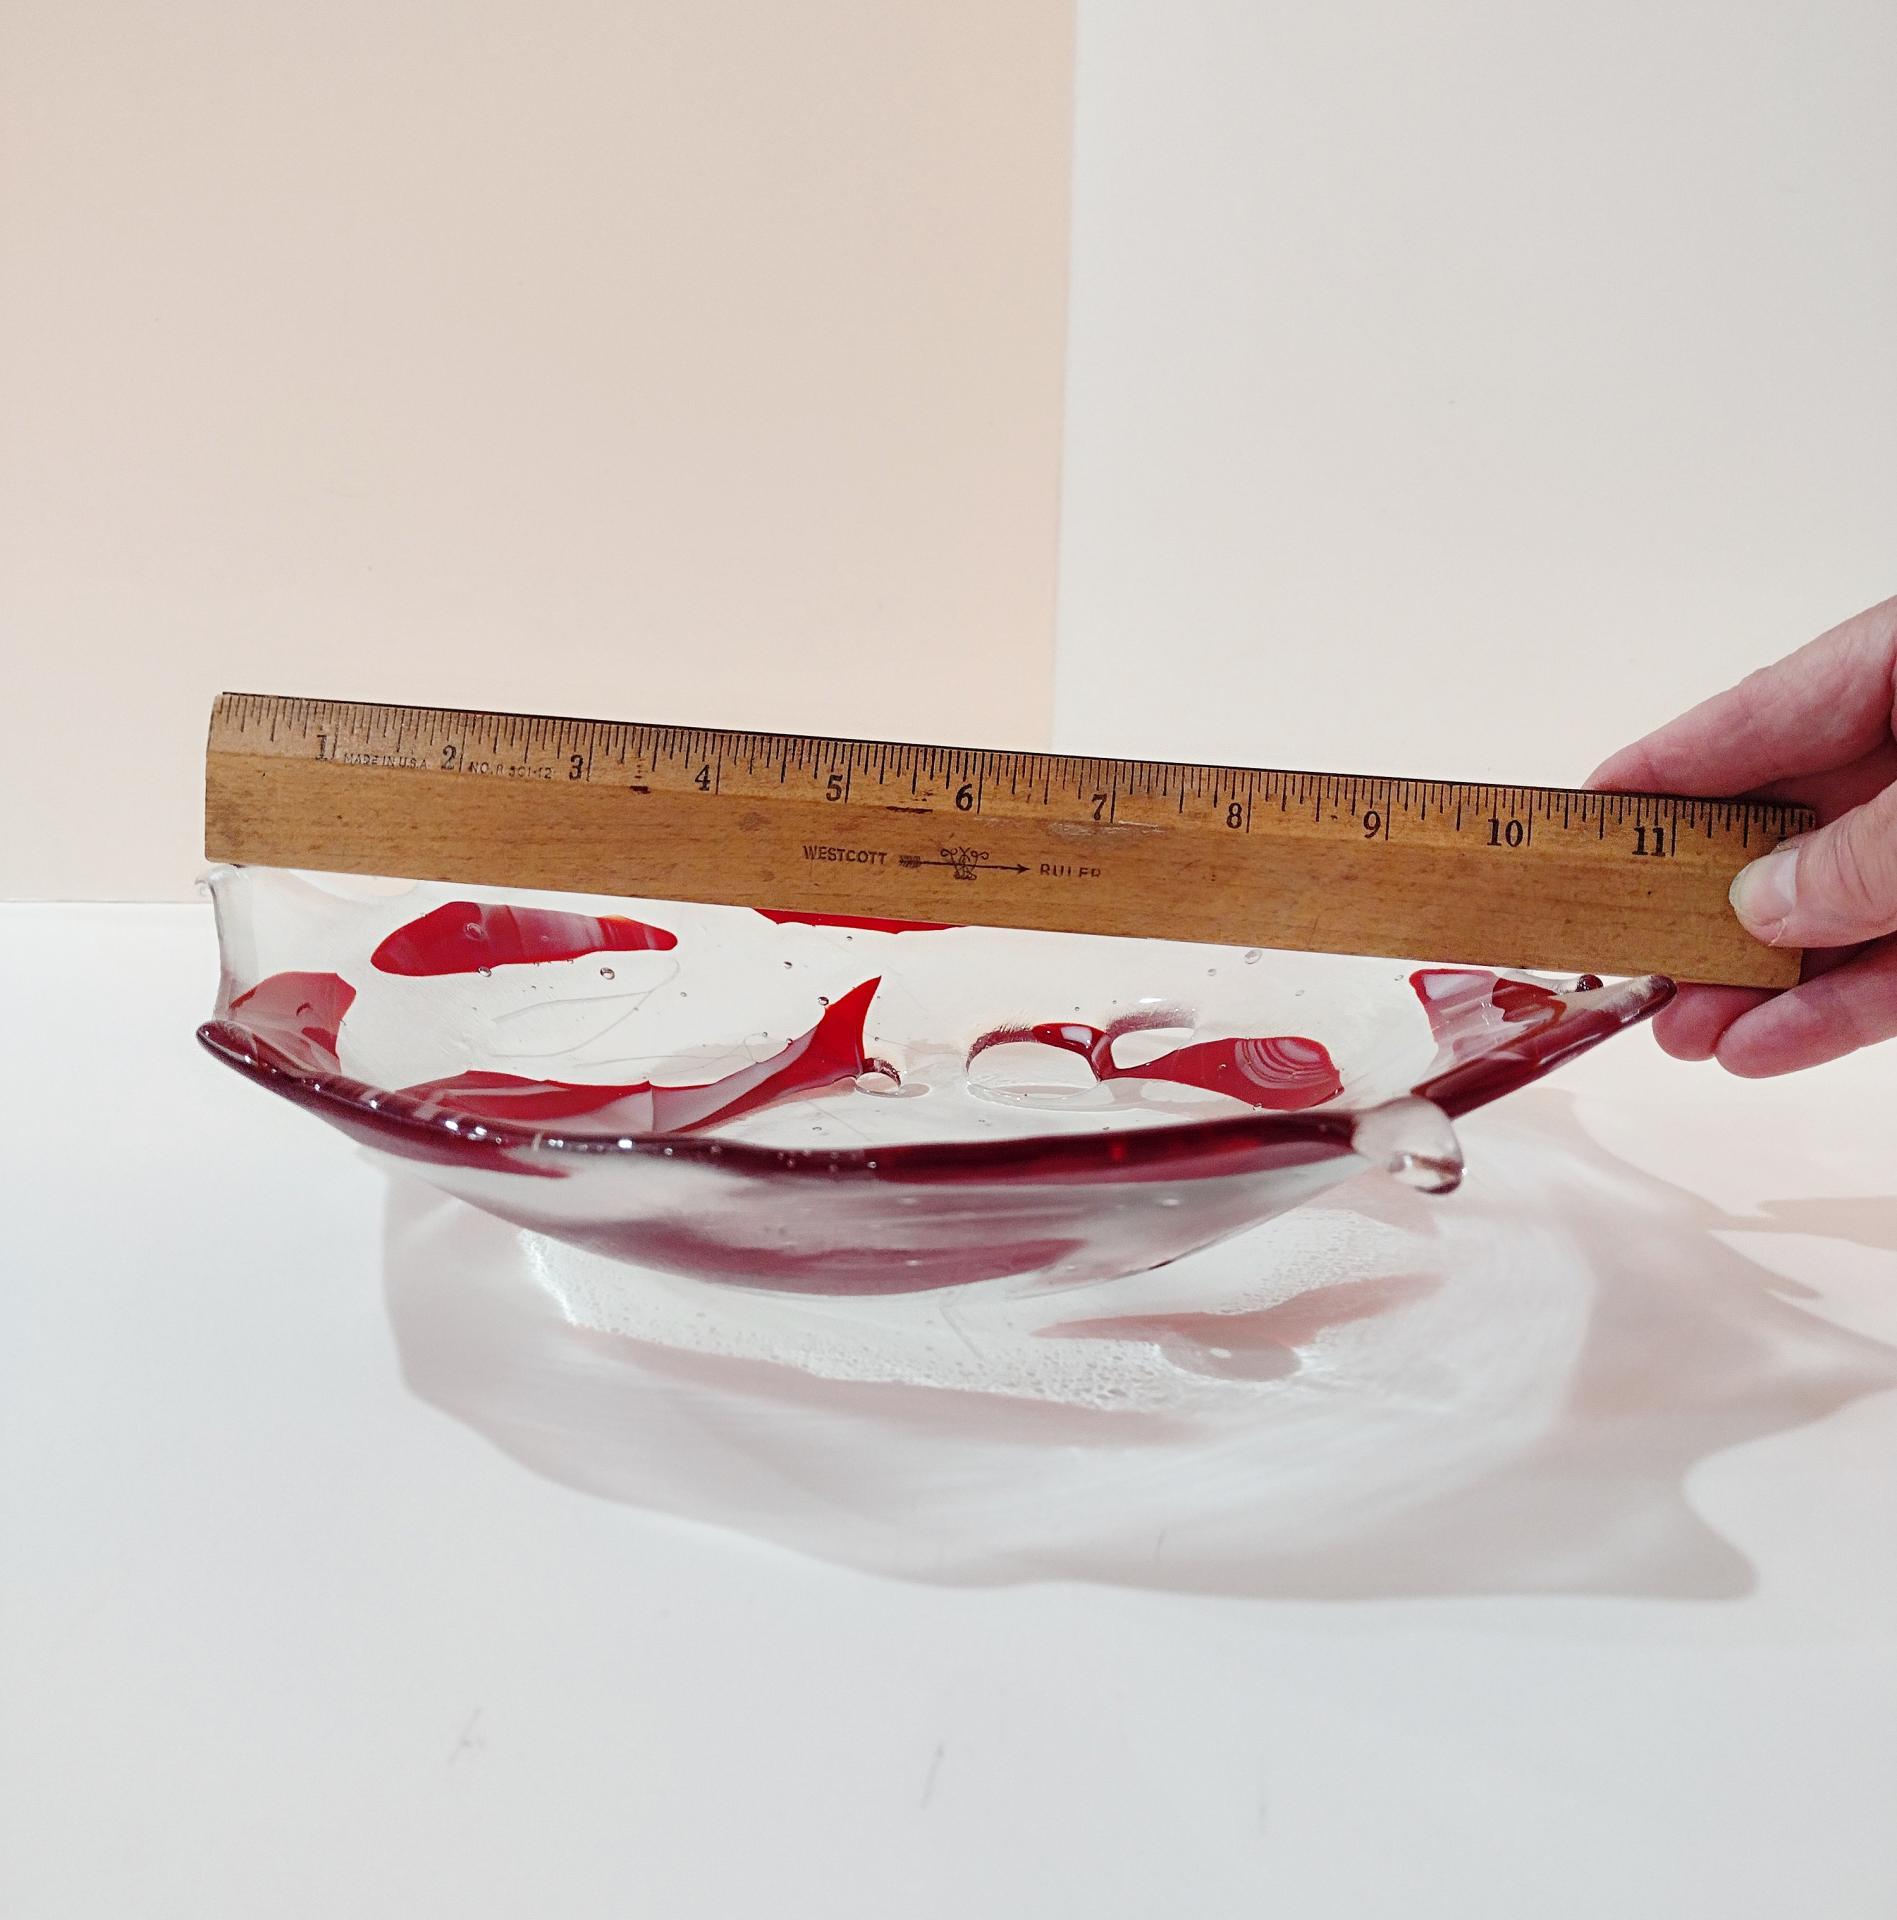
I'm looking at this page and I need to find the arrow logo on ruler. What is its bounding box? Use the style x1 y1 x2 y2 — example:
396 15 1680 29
899 850 1031 881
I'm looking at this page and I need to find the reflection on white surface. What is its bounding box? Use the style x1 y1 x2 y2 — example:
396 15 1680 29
383 1088 1897 1601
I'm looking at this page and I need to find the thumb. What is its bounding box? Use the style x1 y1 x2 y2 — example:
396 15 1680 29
1729 782 1897 949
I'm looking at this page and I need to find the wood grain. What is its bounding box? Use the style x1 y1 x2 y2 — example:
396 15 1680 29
204 694 1813 986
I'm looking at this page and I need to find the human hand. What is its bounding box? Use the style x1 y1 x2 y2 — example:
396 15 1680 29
1589 595 1897 1075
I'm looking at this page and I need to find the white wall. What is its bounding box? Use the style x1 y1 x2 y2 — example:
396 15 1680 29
1 1 1073 899
1054 0 1897 777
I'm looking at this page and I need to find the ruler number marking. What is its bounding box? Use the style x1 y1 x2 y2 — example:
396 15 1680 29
207 698 1813 985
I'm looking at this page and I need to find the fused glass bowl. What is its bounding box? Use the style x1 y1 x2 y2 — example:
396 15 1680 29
198 867 1672 1294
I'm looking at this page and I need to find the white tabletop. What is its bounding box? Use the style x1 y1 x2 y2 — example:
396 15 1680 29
4 903 1894 1919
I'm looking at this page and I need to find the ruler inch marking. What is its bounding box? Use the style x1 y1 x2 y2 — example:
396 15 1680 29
203 694 1812 988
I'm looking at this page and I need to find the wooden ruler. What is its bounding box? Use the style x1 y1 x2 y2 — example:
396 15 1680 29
203 693 1813 986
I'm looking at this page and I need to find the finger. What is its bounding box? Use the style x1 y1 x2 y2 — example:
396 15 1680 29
1587 595 1897 797
1713 939 1897 1076
1651 985 1771 1060
1752 738 1897 823
1645 922 1861 1061
1729 782 1897 949
1647 940 1860 1060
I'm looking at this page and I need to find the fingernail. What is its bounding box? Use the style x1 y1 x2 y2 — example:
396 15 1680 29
1730 843 1799 940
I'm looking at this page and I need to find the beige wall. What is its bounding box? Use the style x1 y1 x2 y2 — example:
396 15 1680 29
1 1 1074 898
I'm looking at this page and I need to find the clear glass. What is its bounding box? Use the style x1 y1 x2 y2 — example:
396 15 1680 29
200 866 1671 1294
